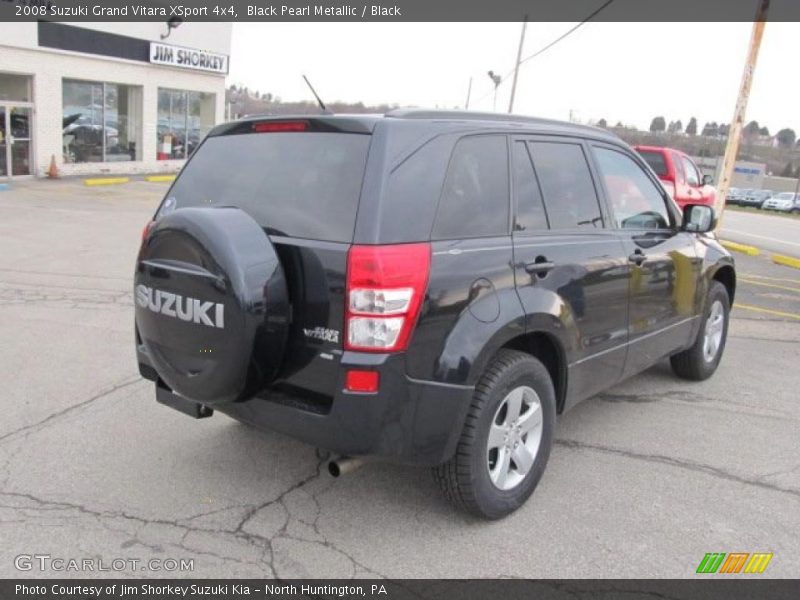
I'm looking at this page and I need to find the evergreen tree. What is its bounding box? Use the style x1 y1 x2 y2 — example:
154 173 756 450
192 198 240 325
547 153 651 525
649 116 666 133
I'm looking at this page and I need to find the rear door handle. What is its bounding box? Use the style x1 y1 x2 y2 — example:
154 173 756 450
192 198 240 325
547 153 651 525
628 251 646 266
525 260 555 274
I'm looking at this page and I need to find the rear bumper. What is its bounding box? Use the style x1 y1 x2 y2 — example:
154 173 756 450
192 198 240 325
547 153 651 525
138 345 473 466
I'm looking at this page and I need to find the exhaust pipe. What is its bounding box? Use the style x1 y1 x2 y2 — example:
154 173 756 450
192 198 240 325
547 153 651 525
327 455 368 477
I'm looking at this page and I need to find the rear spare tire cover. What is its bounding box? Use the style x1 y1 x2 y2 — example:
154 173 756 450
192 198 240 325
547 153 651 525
134 207 290 405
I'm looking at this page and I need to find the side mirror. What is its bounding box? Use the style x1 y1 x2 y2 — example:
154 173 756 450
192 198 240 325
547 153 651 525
682 204 716 233
702 174 714 186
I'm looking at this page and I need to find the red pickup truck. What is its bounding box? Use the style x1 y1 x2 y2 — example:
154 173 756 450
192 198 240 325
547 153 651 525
634 145 716 209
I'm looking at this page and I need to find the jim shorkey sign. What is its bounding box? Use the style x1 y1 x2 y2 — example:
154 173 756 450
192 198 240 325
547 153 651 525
149 42 229 74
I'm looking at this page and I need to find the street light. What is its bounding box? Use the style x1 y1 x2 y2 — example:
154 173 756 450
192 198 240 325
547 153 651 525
487 71 502 112
161 17 183 40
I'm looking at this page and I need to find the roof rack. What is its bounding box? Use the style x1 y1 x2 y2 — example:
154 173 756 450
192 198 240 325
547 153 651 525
384 108 607 135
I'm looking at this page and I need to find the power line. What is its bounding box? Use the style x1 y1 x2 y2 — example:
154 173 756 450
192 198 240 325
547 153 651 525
472 0 616 107
517 0 616 72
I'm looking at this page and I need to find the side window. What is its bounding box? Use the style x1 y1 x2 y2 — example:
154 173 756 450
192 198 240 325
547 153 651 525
681 156 700 186
433 135 509 239
527 141 603 229
593 147 672 230
512 141 548 232
671 151 686 183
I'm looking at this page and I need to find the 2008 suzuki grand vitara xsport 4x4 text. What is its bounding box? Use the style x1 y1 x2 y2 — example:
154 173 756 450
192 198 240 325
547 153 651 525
135 110 735 519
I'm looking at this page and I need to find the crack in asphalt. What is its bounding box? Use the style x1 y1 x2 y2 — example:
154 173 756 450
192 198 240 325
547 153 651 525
0 281 128 295
0 458 392 580
555 439 800 500
733 316 796 323
0 363 390 578
0 489 282 576
0 283 132 310
729 335 799 344
595 389 798 421
272 474 387 580
0 267 131 282
0 377 142 446
231 458 390 579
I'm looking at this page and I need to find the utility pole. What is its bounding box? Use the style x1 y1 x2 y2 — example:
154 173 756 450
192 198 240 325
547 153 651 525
465 76 473 110
714 0 770 230
508 16 528 114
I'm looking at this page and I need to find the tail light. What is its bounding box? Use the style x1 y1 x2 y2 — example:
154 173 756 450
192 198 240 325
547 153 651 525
141 220 155 243
345 243 430 352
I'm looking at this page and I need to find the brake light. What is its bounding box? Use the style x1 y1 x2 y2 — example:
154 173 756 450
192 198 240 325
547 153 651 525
252 121 309 133
345 243 430 352
141 220 155 242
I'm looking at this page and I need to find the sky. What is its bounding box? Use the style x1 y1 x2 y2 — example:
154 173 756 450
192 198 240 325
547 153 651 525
228 21 800 135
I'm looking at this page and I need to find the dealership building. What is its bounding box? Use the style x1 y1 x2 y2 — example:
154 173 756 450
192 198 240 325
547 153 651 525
0 21 231 179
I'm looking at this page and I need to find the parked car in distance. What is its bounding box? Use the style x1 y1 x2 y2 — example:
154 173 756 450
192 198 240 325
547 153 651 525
741 189 773 209
634 145 716 209
762 192 800 213
726 187 741 203
726 187 749 205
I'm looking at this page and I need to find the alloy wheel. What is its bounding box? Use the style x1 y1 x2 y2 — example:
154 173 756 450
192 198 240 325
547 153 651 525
486 385 544 491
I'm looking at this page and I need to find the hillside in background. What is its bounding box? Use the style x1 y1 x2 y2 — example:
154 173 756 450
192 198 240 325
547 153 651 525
225 87 800 176
226 86 399 118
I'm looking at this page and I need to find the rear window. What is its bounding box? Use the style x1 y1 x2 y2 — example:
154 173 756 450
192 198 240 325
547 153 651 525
162 132 371 243
637 150 668 177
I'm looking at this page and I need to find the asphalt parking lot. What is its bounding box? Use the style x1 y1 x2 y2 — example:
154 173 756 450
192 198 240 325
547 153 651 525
0 179 798 579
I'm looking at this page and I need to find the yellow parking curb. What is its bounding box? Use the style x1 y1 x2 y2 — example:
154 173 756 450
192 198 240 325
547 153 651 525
145 175 176 183
84 177 130 186
771 254 800 270
720 240 760 256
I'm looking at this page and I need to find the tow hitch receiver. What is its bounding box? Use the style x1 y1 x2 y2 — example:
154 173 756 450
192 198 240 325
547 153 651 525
156 380 214 419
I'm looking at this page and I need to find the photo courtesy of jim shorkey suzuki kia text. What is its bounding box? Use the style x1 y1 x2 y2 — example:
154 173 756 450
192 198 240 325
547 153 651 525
14 584 389 596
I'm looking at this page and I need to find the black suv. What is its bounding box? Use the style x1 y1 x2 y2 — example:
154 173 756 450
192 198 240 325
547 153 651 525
135 110 735 519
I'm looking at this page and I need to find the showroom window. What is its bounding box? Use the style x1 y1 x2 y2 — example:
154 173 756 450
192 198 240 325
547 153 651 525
62 79 142 163
0 72 32 102
157 89 215 160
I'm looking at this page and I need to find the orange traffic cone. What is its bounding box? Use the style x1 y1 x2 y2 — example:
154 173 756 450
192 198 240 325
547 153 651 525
47 154 60 179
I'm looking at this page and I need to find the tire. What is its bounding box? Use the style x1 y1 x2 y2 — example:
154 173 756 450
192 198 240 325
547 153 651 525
433 349 556 519
670 281 730 381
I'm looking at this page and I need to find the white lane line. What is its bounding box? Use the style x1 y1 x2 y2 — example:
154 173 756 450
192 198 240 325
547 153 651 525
723 228 800 248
